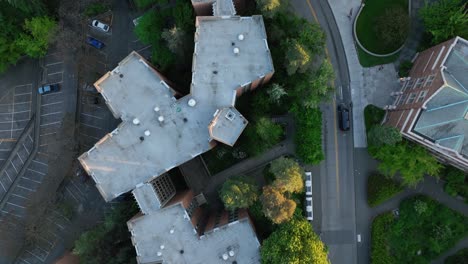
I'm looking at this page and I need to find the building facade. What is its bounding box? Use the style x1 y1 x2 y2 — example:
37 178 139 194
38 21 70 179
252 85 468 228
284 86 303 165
385 37 468 171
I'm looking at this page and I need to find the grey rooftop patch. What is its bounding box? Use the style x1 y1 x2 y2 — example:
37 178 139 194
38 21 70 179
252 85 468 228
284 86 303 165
127 204 260 264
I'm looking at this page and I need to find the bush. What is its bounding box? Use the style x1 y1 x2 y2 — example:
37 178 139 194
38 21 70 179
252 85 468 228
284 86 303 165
293 106 324 164
219 176 258 210
84 3 109 17
442 166 467 201
367 174 403 207
248 200 276 240
388 196 468 263
364 104 385 132
371 212 396 264
398 60 413 77
134 0 167 10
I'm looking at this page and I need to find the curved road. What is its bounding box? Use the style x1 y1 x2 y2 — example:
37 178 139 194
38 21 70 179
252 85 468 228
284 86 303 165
289 0 357 264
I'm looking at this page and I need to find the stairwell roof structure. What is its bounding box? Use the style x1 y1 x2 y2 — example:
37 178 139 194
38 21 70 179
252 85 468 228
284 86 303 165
78 15 273 201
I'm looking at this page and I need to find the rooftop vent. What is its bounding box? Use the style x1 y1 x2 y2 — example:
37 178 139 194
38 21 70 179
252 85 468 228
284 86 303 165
225 110 236 121
233 47 240 55
160 245 165 250
133 118 140 125
157 252 162 257
229 250 235 257
188 99 197 107
139 136 144 141
180 249 184 254
170 229 175 234
154 106 160 112
158 116 164 123
222 253 229 260
144 130 151 136
238 34 244 41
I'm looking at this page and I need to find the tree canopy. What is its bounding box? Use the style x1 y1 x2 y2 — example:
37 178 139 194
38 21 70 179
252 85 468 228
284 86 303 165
419 0 468 43
16 16 56 58
367 125 402 147
219 176 258 210
269 157 304 193
260 186 296 224
370 141 443 187
261 217 330 264
255 0 288 18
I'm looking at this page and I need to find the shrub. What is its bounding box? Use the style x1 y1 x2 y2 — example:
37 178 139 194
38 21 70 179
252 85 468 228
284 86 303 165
219 176 258 210
134 0 167 10
442 166 467 201
364 104 385 132
367 125 402 147
84 3 109 17
367 174 403 207
398 60 413 77
445 248 468 264
292 106 324 164
371 212 396 264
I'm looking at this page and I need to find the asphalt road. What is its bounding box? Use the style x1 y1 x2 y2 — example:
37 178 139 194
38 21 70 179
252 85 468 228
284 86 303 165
289 0 357 263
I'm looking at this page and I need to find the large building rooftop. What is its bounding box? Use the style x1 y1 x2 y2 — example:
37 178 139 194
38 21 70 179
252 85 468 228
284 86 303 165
78 15 273 201
127 202 260 264
413 37 468 158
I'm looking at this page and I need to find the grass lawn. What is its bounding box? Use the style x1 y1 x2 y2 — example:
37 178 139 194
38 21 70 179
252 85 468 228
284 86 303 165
371 196 468 264
357 45 401 68
356 0 408 54
364 104 385 132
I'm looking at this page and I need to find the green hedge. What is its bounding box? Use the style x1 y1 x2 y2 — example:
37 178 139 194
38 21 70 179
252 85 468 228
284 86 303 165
442 166 467 202
134 0 167 10
371 212 396 264
364 104 385 132
84 3 108 17
367 174 403 207
293 106 324 164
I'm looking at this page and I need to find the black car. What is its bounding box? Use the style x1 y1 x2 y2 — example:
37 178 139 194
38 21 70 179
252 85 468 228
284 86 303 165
338 104 350 131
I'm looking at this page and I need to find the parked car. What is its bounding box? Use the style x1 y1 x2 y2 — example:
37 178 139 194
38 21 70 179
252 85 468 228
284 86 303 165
38 83 60 95
92 20 110 32
86 36 105 49
305 171 312 196
305 197 313 221
338 104 350 131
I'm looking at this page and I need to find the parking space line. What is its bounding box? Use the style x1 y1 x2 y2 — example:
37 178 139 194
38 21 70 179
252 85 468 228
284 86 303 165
0 118 29 123
80 123 103 130
7 202 25 209
42 91 63 97
5 170 12 182
12 193 29 200
14 92 32 96
81 112 103 119
0 180 5 191
39 236 54 247
80 133 101 140
40 132 56 137
65 186 78 202
81 102 103 109
22 176 41 184
0 128 25 132
41 101 63 107
0 148 12 151
17 185 34 192
70 179 85 196
18 258 32 264
28 134 33 143
41 111 62 117
1 210 22 218
25 250 44 261
11 160 18 173
45 61 63 66
17 153 24 164
47 71 63 76
33 160 47 166
11 91 14 138
23 143 30 155
40 121 61 127
28 168 45 176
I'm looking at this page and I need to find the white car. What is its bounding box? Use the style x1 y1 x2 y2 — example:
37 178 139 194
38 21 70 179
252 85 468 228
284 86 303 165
306 197 313 221
92 20 110 32
305 171 312 196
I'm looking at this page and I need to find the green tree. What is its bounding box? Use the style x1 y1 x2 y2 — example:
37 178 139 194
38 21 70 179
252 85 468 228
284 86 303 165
16 16 56 58
260 186 296 224
2 0 45 15
161 26 187 57
292 105 324 164
367 125 402 147
261 217 330 264
284 39 312 75
134 11 164 45
267 83 287 104
269 157 304 194
256 0 288 18
255 117 283 146
419 0 468 43
219 176 258 210
297 22 326 55
373 7 409 50
370 142 443 187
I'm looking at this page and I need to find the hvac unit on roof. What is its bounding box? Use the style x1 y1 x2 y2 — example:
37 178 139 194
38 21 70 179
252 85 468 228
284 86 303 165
154 106 160 112
188 98 197 107
158 116 165 123
233 47 240 55
222 253 229 260
229 250 235 257
238 34 244 41
225 110 236 121
133 118 140 125
144 130 151 136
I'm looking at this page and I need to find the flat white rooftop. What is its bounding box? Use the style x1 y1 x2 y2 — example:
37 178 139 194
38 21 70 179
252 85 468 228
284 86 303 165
127 203 260 264
79 15 273 201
